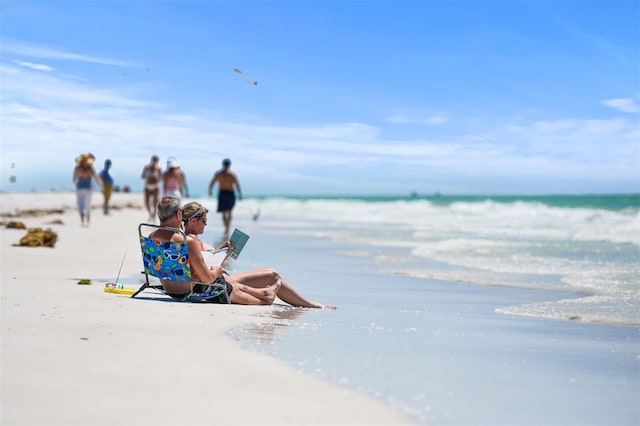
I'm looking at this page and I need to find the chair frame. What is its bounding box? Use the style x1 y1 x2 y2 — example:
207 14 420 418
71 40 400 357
133 223 230 303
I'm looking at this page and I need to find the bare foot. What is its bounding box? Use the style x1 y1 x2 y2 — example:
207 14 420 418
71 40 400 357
260 279 282 304
309 302 336 309
303 301 337 309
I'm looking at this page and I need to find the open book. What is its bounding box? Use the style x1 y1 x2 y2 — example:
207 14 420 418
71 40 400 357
227 228 249 259
201 228 250 267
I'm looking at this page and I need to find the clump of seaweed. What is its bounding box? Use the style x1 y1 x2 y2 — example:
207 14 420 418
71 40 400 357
5 221 27 229
46 219 64 225
14 227 58 248
0 208 64 218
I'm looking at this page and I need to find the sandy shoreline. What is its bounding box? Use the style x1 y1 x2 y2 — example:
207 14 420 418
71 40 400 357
1 192 412 425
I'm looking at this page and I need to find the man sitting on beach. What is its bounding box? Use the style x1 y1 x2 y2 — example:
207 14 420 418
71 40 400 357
152 196 334 308
180 200 335 309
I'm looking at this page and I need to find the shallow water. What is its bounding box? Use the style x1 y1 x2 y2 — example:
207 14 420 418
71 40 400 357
207 195 639 425
225 195 640 326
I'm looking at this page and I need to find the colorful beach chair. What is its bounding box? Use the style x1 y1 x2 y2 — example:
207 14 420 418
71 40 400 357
132 223 230 303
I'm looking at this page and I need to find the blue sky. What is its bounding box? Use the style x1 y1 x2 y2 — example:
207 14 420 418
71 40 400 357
1 0 638 196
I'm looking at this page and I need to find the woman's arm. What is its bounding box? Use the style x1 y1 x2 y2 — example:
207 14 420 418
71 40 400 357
216 240 231 251
92 167 103 189
186 236 224 283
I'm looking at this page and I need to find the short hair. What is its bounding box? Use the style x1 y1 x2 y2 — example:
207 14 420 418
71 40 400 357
157 196 181 222
222 158 231 167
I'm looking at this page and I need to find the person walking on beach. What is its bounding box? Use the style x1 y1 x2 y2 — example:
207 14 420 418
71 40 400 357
163 157 188 200
72 153 102 227
98 159 114 215
141 155 162 220
208 158 242 236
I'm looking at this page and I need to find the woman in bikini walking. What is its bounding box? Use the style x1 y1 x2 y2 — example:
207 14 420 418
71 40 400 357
141 155 162 221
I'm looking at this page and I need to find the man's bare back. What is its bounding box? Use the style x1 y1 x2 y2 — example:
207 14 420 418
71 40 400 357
213 170 238 191
208 159 243 235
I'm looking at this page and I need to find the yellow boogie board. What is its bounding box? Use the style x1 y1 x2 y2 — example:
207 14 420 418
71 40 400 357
104 283 137 295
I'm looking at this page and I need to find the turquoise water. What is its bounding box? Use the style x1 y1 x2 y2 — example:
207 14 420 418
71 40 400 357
211 193 639 325
200 194 639 424
250 193 640 211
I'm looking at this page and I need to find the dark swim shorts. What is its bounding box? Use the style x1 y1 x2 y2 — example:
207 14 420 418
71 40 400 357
168 280 233 303
217 190 236 212
200 280 233 304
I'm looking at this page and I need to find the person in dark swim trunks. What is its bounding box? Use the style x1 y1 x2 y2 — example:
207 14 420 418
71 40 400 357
217 189 236 212
208 158 242 237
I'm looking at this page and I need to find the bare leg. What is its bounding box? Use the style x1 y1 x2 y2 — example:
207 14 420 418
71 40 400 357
145 190 159 221
221 210 231 235
103 195 110 214
227 279 281 305
144 192 152 218
151 190 158 216
77 191 86 226
228 268 336 309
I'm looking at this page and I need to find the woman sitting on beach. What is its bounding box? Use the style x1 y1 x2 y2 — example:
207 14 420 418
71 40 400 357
153 196 336 309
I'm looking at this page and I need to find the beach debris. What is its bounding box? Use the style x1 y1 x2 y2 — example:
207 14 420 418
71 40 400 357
233 68 258 85
14 227 58 247
46 219 64 225
78 279 92 285
5 221 26 229
0 208 64 218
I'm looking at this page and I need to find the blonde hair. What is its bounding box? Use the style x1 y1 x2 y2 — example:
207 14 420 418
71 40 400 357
181 201 208 225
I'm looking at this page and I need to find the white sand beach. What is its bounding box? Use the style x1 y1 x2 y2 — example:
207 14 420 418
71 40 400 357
0 192 412 425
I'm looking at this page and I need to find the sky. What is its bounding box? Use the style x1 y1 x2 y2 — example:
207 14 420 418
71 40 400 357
0 0 638 196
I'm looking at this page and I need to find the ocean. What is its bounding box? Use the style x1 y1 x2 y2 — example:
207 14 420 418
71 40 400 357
200 194 639 425
227 194 639 325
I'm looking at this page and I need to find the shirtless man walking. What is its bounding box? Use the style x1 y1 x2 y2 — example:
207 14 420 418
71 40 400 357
208 158 242 236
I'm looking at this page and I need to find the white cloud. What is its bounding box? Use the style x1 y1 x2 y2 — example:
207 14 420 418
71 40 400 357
601 98 640 113
1 64 158 108
533 119 579 132
425 114 449 125
0 42 637 194
1 39 137 68
11 60 54 72
386 113 449 125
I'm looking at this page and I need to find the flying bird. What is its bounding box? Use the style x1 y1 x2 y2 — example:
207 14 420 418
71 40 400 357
233 68 258 85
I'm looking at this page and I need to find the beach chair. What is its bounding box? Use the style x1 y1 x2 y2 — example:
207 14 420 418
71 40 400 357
132 223 230 303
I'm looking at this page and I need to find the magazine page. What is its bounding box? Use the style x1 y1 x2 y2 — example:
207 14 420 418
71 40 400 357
202 248 228 267
229 228 250 259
